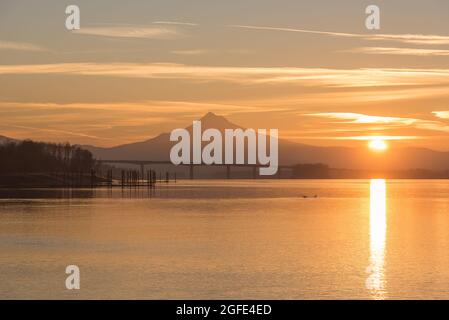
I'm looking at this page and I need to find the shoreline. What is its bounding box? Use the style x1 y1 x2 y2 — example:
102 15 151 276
1 176 449 189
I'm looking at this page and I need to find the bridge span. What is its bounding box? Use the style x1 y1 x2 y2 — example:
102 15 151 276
99 160 292 179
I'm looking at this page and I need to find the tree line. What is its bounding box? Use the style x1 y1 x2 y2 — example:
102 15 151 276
0 140 95 174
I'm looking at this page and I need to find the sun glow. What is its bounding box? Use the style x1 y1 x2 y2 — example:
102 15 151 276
368 139 388 152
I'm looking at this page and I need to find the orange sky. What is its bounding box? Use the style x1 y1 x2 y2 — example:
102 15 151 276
0 0 448 150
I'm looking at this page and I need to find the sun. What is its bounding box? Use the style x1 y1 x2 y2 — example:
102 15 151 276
368 139 388 152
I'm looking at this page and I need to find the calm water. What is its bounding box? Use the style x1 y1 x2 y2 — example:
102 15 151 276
0 179 448 300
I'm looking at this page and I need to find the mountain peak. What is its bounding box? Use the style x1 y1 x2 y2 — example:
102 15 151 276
201 112 223 121
193 112 240 130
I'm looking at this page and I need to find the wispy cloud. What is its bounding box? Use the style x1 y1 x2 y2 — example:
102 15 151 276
0 100 279 118
153 21 198 26
432 111 449 119
171 49 211 55
230 25 358 38
369 34 449 46
171 49 251 55
307 112 449 133
0 41 47 52
282 135 421 141
348 47 449 56
333 136 421 141
306 113 416 125
3 124 112 141
2 63 449 89
72 26 180 39
230 25 449 45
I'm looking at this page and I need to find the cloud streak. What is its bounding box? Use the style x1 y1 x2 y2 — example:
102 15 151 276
432 111 449 119
230 25 449 45
349 47 449 56
72 26 180 39
307 113 416 125
2 124 112 141
282 135 421 141
171 49 211 55
307 112 449 133
153 21 198 26
1 63 449 88
0 41 47 52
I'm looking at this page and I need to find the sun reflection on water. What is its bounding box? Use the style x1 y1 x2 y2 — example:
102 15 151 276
366 179 387 299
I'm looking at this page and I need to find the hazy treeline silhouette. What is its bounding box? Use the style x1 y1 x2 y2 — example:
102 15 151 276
292 163 330 178
0 140 95 173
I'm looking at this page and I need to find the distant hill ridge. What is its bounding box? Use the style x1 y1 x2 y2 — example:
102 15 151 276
0 135 19 144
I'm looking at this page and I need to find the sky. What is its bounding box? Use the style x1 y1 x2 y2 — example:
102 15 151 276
0 0 449 150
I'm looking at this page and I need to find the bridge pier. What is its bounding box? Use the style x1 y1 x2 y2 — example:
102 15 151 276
189 165 194 179
140 164 145 181
226 165 231 179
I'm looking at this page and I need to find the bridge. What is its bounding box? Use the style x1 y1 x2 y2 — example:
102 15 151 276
99 160 292 179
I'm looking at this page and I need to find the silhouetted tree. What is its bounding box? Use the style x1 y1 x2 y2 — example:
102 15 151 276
0 140 95 174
